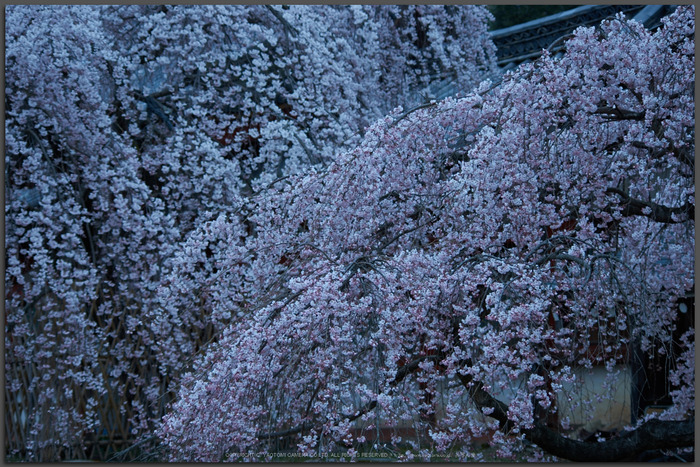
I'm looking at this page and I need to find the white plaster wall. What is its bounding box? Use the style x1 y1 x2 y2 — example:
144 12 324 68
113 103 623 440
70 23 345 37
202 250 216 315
556 365 632 435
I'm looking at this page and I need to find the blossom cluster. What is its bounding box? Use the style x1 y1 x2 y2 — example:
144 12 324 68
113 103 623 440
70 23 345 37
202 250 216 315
5 5 496 460
159 6 694 461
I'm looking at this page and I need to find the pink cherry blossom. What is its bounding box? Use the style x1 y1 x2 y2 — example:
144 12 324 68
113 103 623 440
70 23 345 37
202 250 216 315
6 5 693 462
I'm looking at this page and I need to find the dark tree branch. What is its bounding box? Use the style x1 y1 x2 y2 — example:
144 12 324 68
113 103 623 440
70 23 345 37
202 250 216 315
390 101 437 128
457 373 694 461
375 214 439 254
390 354 440 386
457 374 513 431
265 5 299 37
257 422 313 440
132 91 174 131
343 400 377 423
606 188 694 223
595 106 645 121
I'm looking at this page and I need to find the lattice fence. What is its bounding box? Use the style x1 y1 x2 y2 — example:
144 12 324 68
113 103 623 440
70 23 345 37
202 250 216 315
5 292 217 462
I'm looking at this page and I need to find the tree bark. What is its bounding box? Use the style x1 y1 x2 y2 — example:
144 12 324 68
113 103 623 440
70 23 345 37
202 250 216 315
457 374 694 461
527 417 694 462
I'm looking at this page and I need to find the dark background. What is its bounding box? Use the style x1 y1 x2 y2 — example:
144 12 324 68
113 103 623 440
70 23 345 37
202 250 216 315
488 5 581 30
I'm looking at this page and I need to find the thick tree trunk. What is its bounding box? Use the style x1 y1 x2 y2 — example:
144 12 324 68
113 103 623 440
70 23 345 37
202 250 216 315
527 418 694 462
458 374 694 461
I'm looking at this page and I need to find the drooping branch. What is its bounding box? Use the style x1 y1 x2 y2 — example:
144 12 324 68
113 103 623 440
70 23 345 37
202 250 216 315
256 354 439 441
606 187 694 223
457 373 694 461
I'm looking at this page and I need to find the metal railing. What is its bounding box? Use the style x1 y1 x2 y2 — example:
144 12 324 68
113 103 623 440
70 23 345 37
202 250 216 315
491 5 671 71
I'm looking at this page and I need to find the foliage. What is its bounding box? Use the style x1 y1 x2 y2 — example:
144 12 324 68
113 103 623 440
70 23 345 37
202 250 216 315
4 5 496 461
158 7 694 462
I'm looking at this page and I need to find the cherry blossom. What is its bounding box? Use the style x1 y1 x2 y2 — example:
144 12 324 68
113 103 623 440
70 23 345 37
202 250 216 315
5 5 496 460
159 7 694 461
